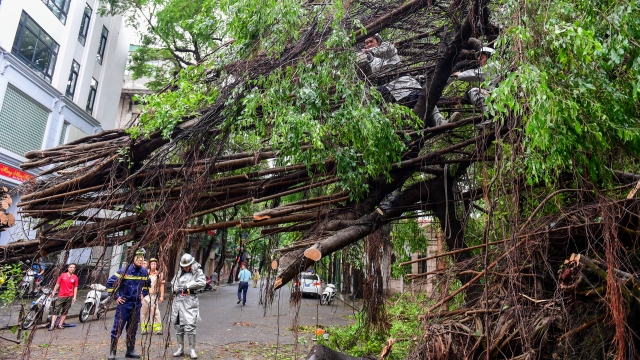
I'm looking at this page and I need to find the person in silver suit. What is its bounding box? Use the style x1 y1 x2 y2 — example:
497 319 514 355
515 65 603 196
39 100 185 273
170 253 206 359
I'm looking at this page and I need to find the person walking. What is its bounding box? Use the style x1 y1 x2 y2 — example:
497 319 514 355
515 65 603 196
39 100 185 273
171 253 206 359
237 263 251 305
252 268 260 288
106 248 150 360
140 258 164 335
48 263 78 330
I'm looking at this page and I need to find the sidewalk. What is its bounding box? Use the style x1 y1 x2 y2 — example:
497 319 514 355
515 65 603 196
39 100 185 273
0 289 90 330
336 293 363 311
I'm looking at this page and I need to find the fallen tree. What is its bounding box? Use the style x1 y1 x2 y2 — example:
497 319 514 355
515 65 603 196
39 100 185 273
3 0 640 358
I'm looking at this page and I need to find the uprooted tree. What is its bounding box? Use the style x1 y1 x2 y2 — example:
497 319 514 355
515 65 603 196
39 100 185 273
2 0 640 358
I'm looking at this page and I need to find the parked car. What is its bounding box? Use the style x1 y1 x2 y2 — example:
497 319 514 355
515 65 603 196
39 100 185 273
295 272 322 298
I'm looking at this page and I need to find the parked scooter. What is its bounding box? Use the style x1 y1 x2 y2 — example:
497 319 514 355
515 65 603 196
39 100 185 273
79 284 112 322
18 268 38 298
22 287 55 329
320 283 336 305
196 277 213 293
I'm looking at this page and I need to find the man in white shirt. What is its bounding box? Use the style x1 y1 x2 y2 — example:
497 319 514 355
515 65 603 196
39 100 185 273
237 263 252 306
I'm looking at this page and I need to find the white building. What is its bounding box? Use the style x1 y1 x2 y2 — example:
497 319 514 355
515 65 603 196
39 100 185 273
0 0 129 264
115 44 153 129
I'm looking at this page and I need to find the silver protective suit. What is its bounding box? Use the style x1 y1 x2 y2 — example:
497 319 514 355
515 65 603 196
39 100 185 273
457 63 501 114
170 262 206 335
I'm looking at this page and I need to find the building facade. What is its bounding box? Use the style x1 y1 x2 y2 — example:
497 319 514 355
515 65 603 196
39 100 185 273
0 0 129 266
115 44 153 129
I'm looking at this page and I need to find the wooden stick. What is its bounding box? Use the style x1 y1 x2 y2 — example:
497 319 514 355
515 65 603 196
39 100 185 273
21 154 117 201
558 315 606 341
406 269 444 278
398 239 508 267
426 238 527 314
190 197 253 219
38 149 116 176
253 196 348 220
354 0 431 41
18 185 105 208
274 241 319 253
182 212 318 234
0 335 20 344
260 223 315 235
252 178 340 204
275 191 349 208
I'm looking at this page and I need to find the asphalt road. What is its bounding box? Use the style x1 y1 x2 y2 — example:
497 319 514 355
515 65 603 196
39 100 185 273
0 280 357 359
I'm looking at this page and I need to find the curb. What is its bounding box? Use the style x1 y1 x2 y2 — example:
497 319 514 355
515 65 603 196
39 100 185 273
336 294 361 311
0 312 81 332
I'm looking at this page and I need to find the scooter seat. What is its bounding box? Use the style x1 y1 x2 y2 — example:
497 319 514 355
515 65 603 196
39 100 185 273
99 291 110 301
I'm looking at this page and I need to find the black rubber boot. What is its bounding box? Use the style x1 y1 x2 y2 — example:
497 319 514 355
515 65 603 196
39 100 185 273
108 338 118 360
125 340 141 359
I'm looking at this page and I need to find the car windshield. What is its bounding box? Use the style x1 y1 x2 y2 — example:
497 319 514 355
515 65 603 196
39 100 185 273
302 275 318 281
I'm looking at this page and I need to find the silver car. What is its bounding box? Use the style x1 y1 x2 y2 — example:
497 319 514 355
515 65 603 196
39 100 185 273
296 272 322 298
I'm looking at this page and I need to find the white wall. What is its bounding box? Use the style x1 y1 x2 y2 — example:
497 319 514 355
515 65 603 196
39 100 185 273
0 0 129 131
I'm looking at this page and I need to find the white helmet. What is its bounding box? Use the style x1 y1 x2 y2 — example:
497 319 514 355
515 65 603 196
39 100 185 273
180 253 195 267
477 47 495 57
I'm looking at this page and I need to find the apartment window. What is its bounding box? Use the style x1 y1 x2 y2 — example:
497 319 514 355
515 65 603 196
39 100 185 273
86 78 98 114
58 122 69 145
0 84 50 156
96 26 108 64
65 60 80 100
11 12 59 83
77 4 92 46
41 0 71 24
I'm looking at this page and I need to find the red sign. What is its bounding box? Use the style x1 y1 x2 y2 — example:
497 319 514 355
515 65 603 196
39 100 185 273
0 163 33 182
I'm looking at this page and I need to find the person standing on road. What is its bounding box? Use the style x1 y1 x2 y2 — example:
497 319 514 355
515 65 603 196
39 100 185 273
106 248 150 360
48 263 78 330
140 258 165 335
171 253 206 359
237 263 251 305
251 268 260 288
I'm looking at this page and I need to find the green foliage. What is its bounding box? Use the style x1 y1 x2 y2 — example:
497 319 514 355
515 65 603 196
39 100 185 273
219 0 306 56
491 0 640 184
236 29 421 198
0 264 22 306
322 293 429 359
131 64 218 139
389 218 429 278
122 0 421 197
100 0 223 91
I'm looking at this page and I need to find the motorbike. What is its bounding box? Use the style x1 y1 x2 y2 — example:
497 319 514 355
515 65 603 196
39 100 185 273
320 283 336 305
79 283 112 323
196 277 213 293
18 268 38 298
22 287 55 329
